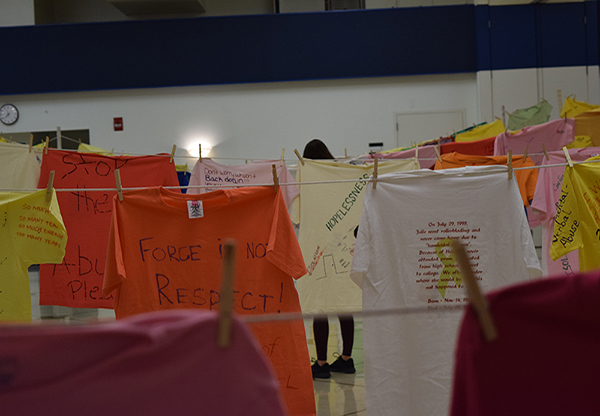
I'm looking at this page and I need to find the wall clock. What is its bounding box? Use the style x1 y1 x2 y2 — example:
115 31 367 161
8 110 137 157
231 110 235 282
0 104 19 125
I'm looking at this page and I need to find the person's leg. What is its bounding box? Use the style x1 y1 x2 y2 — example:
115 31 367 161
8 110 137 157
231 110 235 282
330 315 356 374
339 315 354 359
312 318 331 378
313 317 329 365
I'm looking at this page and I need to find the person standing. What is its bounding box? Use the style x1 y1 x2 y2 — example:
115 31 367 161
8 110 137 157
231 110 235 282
301 138 356 379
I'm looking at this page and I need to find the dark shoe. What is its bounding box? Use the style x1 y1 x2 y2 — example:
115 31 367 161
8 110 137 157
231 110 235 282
311 362 331 379
329 356 356 374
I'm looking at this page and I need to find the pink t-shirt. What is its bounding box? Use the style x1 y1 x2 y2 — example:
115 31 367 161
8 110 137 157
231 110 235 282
188 159 299 208
494 119 575 165
451 271 600 415
529 147 600 277
0 310 287 416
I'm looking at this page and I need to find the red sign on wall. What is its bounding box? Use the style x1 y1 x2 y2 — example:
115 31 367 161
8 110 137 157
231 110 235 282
114 117 123 131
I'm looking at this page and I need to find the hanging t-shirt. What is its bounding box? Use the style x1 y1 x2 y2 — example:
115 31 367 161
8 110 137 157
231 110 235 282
0 189 67 321
529 148 600 277
38 150 179 309
560 96 600 118
0 309 287 416
450 271 600 416
507 99 553 131
454 119 505 142
188 158 299 209
550 157 600 271
351 166 541 416
0 142 41 189
77 143 114 156
440 136 496 156
103 186 315 416
434 152 538 207
574 108 600 147
291 158 419 314
370 146 438 169
494 119 575 165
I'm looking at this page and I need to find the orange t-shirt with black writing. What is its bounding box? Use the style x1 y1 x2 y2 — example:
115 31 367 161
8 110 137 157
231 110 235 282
434 152 538 206
38 150 180 309
103 186 315 416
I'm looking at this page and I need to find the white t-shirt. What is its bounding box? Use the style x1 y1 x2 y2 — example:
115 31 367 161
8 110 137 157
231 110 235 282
351 165 541 416
188 158 299 209
0 142 41 189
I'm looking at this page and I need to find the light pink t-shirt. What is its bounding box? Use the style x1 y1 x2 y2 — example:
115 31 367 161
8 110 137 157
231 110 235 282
529 147 600 277
494 119 575 165
0 310 288 416
371 146 439 169
188 159 299 209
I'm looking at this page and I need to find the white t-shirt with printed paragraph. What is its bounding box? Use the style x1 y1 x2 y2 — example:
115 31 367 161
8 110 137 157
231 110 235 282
351 165 541 416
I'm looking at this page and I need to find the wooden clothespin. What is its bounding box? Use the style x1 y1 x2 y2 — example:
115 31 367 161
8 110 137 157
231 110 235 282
415 144 419 160
434 145 442 163
29 134 33 153
373 158 378 189
114 169 123 201
507 150 513 180
280 148 285 166
450 239 498 342
199 144 202 163
344 148 347 158
542 143 549 161
523 144 529 160
45 136 49 155
8 135 12 143
271 164 279 193
563 146 573 168
218 240 237 348
294 149 305 166
169 144 177 163
45 171 55 203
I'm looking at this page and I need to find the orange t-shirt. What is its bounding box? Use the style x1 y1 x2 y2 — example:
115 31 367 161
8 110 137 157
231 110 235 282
103 186 315 416
434 152 538 206
38 150 180 309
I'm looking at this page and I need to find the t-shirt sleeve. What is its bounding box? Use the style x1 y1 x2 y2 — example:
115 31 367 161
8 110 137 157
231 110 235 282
266 189 307 279
550 171 582 261
186 160 203 195
350 205 371 288
102 197 126 298
279 165 300 210
528 164 554 227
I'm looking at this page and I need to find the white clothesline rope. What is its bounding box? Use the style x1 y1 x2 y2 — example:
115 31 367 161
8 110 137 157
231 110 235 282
1 155 600 193
240 304 461 324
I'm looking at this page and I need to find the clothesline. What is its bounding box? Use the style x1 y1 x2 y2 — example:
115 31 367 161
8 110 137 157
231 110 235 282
2 156 599 194
241 304 460 324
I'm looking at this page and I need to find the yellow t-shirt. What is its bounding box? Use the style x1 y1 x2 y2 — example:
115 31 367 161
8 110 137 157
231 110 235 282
0 189 67 321
454 119 506 142
551 156 600 271
561 96 600 118
78 143 114 155
291 158 419 313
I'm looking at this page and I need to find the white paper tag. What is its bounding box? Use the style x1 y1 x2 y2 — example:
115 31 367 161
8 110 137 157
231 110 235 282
187 200 204 219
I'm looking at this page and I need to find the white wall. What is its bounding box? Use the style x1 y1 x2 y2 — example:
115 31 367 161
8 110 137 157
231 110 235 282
0 66 597 166
0 73 478 164
0 0 35 26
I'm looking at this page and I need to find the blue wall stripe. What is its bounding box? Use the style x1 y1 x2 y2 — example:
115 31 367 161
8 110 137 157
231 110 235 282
0 3 597 95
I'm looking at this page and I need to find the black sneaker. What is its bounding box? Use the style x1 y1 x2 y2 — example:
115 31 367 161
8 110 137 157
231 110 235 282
311 362 331 379
329 356 356 374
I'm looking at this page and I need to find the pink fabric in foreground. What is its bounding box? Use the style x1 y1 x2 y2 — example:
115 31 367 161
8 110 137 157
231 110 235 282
0 309 288 416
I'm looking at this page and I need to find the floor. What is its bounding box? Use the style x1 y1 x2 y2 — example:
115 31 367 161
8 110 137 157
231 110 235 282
306 319 366 416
